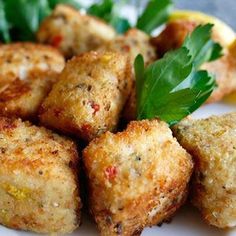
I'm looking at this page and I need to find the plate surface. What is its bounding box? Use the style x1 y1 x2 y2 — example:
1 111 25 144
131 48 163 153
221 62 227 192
0 96 235 236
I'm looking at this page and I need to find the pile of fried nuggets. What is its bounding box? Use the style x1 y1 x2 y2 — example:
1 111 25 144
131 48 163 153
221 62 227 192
0 4 235 235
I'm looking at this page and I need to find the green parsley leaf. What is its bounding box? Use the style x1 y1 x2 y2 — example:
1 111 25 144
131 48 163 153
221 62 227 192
183 24 223 68
88 0 131 34
134 54 145 100
209 42 223 62
137 0 173 34
136 24 219 125
0 0 10 42
88 0 113 21
109 16 130 34
48 0 81 9
5 0 51 41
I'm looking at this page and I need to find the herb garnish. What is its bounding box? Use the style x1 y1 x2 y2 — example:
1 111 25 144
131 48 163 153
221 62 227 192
0 0 10 42
88 0 131 34
183 24 223 68
89 0 174 34
135 24 222 125
4 0 51 41
48 0 81 9
137 0 173 34
88 0 113 21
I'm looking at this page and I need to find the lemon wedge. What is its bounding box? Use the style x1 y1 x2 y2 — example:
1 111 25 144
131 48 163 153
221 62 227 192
169 10 235 48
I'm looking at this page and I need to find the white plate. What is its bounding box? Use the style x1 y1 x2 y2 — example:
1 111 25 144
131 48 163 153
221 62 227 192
1 97 236 236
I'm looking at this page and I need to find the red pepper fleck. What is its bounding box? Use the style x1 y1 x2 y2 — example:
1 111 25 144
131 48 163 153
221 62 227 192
91 103 100 114
53 108 62 117
122 45 130 52
51 35 63 47
81 124 91 136
0 118 17 130
105 166 117 180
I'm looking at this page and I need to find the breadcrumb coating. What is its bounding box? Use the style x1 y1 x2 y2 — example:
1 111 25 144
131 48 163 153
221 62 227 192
0 43 65 119
37 4 116 58
83 119 193 236
39 51 132 141
173 112 236 228
0 117 81 233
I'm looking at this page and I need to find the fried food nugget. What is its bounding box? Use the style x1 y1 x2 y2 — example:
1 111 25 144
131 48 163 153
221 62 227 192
83 119 193 236
0 43 65 120
100 28 156 122
0 117 81 234
39 51 132 141
201 50 236 103
0 43 64 82
173 112 236 228
150 10 236 103
100 28 156 66
37 4 116 58
0 72 57 120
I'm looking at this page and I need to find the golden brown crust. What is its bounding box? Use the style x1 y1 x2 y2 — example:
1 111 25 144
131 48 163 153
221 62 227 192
40 51 132 141
100 28 156 66
37 4 116 58
151 20 197 57
83 119 193 236
0 72 58 120
173 112 236 228
0 43 65 120
0 42 65 81
101 28 157 122
0 117 81 233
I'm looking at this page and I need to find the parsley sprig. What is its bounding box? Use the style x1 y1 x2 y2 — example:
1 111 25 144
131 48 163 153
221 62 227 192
183 24 223 68
137 0 173 34
135 24 222 125
89 0 173 34
88 0 131 34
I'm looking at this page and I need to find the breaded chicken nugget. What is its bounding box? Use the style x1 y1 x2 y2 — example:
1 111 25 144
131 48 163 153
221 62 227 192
173 112 236 228
0 117 81 234
0 43 65 119
37 4 116 58
83 119 193 236
40 51 132 141
201 50 236 103
100 28 156 66
0 72 58 120
100 28 156 122
0 43 65 82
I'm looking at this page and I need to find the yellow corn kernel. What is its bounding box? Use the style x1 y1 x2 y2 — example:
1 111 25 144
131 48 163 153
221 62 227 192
0 209 9 224
100 53 112 63
2 184 30 200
